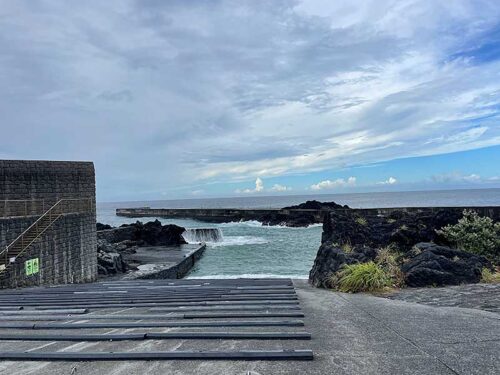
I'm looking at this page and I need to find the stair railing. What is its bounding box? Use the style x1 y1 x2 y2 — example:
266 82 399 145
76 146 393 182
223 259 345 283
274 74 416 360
0 198 94 271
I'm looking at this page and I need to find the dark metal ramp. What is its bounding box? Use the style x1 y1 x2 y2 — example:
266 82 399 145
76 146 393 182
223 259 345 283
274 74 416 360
0 278 313 361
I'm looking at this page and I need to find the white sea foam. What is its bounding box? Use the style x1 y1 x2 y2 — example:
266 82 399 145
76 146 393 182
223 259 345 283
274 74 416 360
218 220 322 229
208 236 269 247
186 274 309 279
219 220 264 228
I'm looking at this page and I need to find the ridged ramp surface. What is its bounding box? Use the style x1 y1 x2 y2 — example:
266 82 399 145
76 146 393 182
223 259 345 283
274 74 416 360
0 278 313 362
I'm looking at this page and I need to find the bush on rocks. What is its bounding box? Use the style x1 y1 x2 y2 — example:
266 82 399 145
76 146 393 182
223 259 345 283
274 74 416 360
436 210 500 264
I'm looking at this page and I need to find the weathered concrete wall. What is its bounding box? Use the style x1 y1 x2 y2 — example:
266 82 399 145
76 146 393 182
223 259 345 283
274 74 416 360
0 160 95 200
0 214 97 288
0 160 97 288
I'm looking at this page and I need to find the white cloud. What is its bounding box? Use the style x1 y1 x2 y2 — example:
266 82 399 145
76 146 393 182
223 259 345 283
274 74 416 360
0 1 499 200
377 177 397 185
462 174 481 182
431 172 483 183
271 184 291 192
235 177 265 194
310 177 356 190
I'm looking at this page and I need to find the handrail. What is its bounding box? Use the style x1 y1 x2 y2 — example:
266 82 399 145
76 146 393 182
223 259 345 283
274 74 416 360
0 198 94 271
1 199 55 218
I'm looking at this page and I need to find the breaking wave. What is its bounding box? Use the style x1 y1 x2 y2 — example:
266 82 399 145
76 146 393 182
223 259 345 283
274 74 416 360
182 228 224 243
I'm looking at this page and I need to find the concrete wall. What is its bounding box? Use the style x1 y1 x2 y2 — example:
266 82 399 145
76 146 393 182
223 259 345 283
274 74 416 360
0 160 97 289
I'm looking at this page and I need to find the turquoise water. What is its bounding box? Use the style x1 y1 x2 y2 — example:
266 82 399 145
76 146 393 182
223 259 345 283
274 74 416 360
97 188 499 278
97 212 322 278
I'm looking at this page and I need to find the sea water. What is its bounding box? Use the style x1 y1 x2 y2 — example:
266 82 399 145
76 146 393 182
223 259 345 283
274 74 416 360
97 188 500 278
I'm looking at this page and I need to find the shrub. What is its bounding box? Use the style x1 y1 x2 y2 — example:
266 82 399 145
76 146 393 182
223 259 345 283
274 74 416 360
436 210 500 264
336 262 391 293
481 267 500 283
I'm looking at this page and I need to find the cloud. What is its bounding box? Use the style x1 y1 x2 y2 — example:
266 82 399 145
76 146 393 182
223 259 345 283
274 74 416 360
310 177 356 190
431 172 483 183
271 184 291 192
377 177 397 185
0 1 499 200
235 177 265 194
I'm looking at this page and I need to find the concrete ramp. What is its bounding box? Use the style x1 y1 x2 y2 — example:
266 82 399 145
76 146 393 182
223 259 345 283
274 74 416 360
0 278 313 362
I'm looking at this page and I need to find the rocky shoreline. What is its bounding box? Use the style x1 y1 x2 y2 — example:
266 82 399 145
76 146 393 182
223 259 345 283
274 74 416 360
309 206 498 289
97 220 187 277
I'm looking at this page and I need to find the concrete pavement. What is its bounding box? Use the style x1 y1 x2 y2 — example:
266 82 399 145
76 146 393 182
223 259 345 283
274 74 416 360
0 280 498 375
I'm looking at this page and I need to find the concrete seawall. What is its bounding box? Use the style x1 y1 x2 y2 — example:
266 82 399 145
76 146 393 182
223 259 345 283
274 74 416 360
121 244 206 280
116 206 500 224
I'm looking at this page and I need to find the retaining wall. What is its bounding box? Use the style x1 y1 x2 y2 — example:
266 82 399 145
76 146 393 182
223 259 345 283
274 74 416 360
0 160 97 288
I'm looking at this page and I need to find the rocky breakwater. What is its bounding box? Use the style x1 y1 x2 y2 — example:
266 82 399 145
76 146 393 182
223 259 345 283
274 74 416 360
97 220 187 276
309 208 496 289
257 200 349 227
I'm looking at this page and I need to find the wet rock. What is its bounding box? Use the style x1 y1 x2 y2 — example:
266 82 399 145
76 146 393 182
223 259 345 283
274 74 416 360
402 242 491 287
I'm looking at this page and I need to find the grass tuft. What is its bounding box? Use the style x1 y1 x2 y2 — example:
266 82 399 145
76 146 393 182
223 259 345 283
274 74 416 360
341 242 353 253
355 217 368 226
336 262 391 293
481 268 500 283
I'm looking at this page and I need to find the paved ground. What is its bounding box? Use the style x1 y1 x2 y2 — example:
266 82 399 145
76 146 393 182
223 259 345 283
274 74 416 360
384 283 500 314
0 280 498 375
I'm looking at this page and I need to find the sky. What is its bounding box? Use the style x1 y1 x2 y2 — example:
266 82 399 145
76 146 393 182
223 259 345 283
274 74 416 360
0 0 499 202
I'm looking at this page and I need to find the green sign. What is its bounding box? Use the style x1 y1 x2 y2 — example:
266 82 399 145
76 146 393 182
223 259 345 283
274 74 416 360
25 258 39 276
32 258 39 274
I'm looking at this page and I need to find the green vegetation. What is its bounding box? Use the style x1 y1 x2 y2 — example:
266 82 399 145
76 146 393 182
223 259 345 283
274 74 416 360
481 268 500 283
355 217 368 226
436 210 500 264
376 246 405 288
335 262 391 292
341 243 353 253
329 244 406 292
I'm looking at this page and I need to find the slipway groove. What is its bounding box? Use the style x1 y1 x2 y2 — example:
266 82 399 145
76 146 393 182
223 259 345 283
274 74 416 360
0 278 314 362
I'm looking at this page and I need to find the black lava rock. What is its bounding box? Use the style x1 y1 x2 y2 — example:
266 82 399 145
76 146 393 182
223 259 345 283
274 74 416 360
309 243 377 288
132 220 187 246
402 243 491 287
283 200 349 210
96 222 113 231
320 209 463 252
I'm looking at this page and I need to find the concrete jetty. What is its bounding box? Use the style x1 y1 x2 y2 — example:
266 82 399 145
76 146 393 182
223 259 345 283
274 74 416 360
121 244 206 280
116 206 500 224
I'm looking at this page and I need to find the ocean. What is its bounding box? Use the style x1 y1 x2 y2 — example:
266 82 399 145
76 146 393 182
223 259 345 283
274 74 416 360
97 188 500 279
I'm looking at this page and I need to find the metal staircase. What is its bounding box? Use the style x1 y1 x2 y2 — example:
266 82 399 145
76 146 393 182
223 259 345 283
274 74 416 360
0 198 93 273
